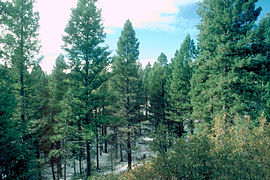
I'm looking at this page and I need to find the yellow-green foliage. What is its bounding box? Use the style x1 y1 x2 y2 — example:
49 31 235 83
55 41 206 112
121 161 159 180
209 115 270 179
123 115 270 179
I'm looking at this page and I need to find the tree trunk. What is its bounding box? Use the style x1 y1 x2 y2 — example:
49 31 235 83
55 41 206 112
86 140 91 177
178 121 184 138
145 96 148 120
64 155 67 180
78 120 83 175
127 132 132 170
120 143 123 162
19 17 25 137
104 126 108 153
126 76 132 171
114 127 118 159
100 126 104 156
50 158 56 180
56 141 62 179
79 153 82 175
73 150 76 176
96 131 99 170
36 144 41 179
73 157 76 176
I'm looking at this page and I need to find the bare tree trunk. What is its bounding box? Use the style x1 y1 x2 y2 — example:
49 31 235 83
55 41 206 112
64 155 67 180
127 132 132 170
79 153 82 175
73 150 76 176
104 126 108 153
100 125 104 156
78 120 83 175
86 140 91 177
96 130 100 170
120 143 123 162
50 158 56 180
56 141 62 179
19 18 25 137
36 144 41 179
114 127 118 159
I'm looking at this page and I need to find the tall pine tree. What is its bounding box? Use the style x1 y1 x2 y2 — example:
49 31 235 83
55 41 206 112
0 0 41 178
254 14 270 122
0 65 38 179
62 0 110 176
190 0 262 124
1 0 40 134
168 34 196 136
148 53 168 129
110 20 141 170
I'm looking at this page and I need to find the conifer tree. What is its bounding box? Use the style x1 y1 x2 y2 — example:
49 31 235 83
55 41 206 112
1 0 40 134
0 65 35 179
254 14 270 121
49 54 69 179
190 0 262 124
142 63 152 121
148 53 168 129
27 64 51 178
168 34 196 136
110 19 141 170
0 0 41 177
62 0 110 176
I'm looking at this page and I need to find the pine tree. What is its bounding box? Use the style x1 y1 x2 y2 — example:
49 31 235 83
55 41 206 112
142 62 152 121
254 14 270 122
27 64 51 179
49 54 69 179
110 19 141 170
1 0 40 134
148 53 168 129
168 34 196 136
190 0 262 124
62 0 110 176
0 65 20 178
0 0 41 178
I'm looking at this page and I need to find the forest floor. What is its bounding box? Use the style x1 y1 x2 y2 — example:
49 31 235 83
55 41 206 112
93 136 154 175
43 125 155 179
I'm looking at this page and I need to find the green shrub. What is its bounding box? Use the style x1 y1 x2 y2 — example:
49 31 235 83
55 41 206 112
148 115 270 179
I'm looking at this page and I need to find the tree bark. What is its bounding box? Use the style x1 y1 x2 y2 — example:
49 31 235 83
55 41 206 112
79 154 82 175
72 148 76 176
96 129 99 170
127 132 132 170
114 127 118 159
78 120 83 175
104 126 108 153
50 157 56 180
120 143 123 162
64 155 66 180
126 76 132 171
56 141 62 179
86 140 91 177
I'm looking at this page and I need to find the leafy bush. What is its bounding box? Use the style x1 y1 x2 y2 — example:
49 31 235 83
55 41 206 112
148 115 270 179
121 161 159 180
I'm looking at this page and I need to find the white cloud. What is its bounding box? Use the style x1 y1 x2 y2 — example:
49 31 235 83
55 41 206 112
35 0 77 73
35 0 199 73
98 0 199 30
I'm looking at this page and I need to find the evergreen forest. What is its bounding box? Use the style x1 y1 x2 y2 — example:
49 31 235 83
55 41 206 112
0 0 270 179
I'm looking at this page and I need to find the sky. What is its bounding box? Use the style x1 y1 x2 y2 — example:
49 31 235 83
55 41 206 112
36 0 270 73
